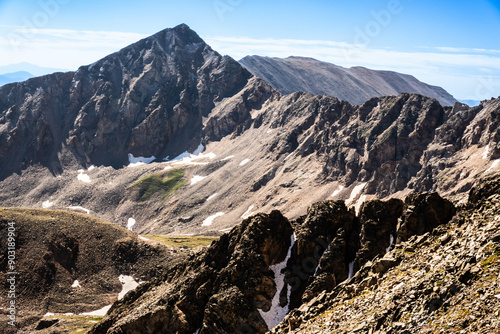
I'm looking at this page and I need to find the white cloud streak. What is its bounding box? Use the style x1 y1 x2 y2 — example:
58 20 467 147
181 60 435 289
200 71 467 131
0 25 148 69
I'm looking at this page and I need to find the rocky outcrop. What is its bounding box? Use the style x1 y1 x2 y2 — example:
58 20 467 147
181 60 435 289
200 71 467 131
240 55 457 106
90 211 294 334
396 192 456 243
272 174 500 333
87 190 457 333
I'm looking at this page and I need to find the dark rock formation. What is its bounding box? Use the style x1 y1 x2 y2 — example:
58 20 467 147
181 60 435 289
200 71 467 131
88 191 457 333
396 192 456 243
240 55 457 106
90 211 294 334
272 174 500 334
0 24 252 179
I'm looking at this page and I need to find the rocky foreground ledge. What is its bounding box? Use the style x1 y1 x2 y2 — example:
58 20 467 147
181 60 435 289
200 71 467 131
274 174 500 334
88 176 500 334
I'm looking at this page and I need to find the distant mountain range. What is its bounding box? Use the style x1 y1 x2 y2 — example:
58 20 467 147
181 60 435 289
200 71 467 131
0 62 68 77
0 71 34 86
0 63 69 87
240 55 458 106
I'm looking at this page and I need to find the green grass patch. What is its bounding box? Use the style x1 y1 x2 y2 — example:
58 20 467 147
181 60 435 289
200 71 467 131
41 315 103 334
130 169 186 201
141 235 219 249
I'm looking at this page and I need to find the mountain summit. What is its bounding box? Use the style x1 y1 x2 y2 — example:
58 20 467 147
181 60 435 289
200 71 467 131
240 55 457 106
0 24 251 178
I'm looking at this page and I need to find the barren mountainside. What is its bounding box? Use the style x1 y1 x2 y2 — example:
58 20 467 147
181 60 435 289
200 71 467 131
239 55 457 106
0 25 498 236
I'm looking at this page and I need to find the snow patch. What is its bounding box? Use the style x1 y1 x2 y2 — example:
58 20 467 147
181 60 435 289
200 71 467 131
485 159 500 173
42 200 53 209
221 155 234 161
241 205 255 219
202 212 224 227
258 233 296 330
88 165 96 171
127 218 136 231
207 193 218 201
44 312 55 317
219 228 232 233
191 175 207 185
354 195 367 215
80 275 141 317
482 144 490 160
128 154 156 167
386 235 394 253
77 169 91 183
239 159 250 166
347 183 367 205
348 261 355 279
168 151 216 165
284 153 293 161
118 275 140 300
80 305 112 317
192 142 205 155
71 280 81 288
138 236 149 241
331 185 344 198
68 206 90 215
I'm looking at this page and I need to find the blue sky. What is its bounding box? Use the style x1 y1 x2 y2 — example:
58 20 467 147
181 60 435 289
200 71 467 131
0 0 499 100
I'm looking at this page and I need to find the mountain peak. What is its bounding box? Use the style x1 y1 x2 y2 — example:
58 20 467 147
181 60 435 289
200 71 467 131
151 23 204 46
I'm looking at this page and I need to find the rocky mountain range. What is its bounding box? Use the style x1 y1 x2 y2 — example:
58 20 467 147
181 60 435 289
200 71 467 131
0 25 498 236
240 55 458 107
0 23 499 333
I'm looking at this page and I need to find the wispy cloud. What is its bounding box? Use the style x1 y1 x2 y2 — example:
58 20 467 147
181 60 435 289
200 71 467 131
0 25 148 69
427 46 500 54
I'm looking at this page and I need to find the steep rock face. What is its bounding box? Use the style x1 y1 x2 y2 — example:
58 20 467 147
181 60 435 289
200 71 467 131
318 94 445 195
0 24 251 179
273 174 500 334
88 191 456 334
90 211 294 334
239 56 457 106
396 192 456 243
287 201 357 308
